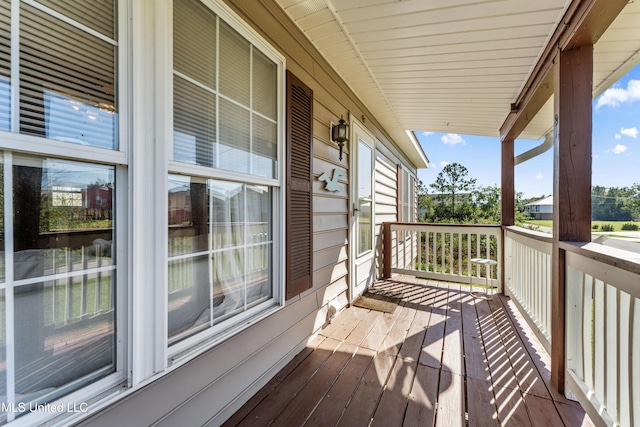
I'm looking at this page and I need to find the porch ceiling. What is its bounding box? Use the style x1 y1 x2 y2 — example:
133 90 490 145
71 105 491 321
276 0 640 165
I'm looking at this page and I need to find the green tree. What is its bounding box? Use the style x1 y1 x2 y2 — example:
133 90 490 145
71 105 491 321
429 163 476 218
417 179 433 221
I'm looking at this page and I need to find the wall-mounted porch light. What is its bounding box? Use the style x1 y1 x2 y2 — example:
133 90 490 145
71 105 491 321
331 116 349 161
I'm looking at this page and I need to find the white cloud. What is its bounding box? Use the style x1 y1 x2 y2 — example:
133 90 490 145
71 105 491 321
422 132 434 137
593 154 600 160
596 80 640 108
615 134 622 139
613 144 628 154
621 127 638 138
440 161 449 168
535 173 544 180
441 133 465 145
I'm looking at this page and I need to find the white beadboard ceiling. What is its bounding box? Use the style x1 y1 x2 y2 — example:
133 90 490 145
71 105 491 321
276 0 640 168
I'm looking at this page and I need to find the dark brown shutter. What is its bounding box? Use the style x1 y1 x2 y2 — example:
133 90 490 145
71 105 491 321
286 71 313 300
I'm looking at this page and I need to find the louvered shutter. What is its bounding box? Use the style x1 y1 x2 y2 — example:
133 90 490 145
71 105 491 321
286 71 313 300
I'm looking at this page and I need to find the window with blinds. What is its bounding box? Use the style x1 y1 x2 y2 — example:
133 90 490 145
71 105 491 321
8 1 118 148
0 0 9 132
173 0 277 178
169 0 283 351
0 1 120 424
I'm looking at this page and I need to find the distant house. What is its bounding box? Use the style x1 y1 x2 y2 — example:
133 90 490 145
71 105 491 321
524 195 553 219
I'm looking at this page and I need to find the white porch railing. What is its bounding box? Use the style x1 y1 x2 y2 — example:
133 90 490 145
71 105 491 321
563 242 640 427
504 226 552 352
383 223 501 288
383 222 640 427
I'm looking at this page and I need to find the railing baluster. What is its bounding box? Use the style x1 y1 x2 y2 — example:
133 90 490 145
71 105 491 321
81 245 88 318
417 231 422 272
432 230 436 274
66 247 73 324
440 232 445 274
466 233 471 280
457 233 462 276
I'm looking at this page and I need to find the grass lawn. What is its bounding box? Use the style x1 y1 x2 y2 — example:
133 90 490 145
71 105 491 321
525 220 640 232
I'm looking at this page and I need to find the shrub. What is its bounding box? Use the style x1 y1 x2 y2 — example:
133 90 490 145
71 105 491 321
601 224 615 232
592 224 600 231
621 223 639 231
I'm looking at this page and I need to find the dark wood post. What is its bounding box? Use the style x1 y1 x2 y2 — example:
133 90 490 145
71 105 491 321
383 222 392 278
501 137 515 227
500 136 515 295
551 45 593 393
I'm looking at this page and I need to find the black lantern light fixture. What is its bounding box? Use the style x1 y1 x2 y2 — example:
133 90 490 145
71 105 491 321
331 116 349 161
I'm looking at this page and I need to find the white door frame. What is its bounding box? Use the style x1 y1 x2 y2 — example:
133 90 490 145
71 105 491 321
349 118 376 301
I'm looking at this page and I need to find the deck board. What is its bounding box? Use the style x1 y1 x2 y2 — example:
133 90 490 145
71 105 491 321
225 276 593 427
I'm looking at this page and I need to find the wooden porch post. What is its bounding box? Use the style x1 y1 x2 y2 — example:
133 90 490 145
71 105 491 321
551 45 593 393
501 137 515 227
383 222 392 278
501 137 514 295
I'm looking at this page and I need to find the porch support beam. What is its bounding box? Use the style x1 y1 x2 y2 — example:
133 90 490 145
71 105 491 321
501 137 514 295
499 0 628 142
551 45 593 393
501 137 515 227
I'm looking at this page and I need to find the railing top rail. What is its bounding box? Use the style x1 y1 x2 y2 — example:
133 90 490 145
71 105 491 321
503 225 553 243
560 241 640 276
388 222 501 229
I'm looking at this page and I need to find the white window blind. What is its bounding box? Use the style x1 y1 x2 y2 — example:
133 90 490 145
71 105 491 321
18 1 117 149
0 0 11 132
173 0 277 178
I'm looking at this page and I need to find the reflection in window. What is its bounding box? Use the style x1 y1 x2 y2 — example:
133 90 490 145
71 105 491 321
0 1 10 132
0 156 116 416
168 175 272 344
358 141 373 255
18 1 118 149
0 76 8 132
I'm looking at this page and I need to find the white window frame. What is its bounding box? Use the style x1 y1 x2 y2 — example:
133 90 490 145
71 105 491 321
159 0 286 365
0 1 130 425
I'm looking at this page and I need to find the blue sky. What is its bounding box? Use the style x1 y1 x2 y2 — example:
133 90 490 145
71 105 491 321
416 63 640 198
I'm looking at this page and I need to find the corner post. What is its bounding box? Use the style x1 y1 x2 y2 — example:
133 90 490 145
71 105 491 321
551 45 593 393
501 137 515 227
383 222 392 278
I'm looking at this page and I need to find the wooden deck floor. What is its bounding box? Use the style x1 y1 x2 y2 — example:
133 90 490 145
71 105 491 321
225 276 593 427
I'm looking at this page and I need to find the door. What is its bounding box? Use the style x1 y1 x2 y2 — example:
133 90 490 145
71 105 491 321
350 119 375 300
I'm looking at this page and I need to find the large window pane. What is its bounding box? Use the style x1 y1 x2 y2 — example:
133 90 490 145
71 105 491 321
0 155 116 413
19 3 117 149
168 177 274 344
172 0 279 179
13 156 114 281
358 142 373 255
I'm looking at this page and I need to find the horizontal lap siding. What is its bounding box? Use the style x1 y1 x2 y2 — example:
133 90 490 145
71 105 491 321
81 0 417 425
375 150 398 277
